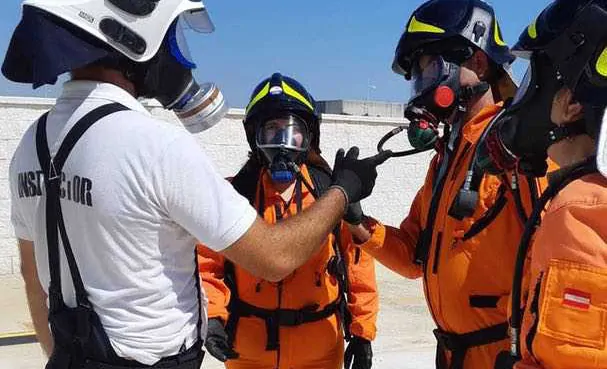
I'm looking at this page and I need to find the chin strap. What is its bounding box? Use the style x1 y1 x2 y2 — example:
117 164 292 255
548 119 587 144
460 81 491 101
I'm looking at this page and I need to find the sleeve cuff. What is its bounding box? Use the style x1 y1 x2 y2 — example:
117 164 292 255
350 321 377 341
212 206 258 252
358 218 387 253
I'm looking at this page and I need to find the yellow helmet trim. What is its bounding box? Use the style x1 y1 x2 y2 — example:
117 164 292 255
494 20 507 47
527 19 538 40
407 16 445 34
596 47 607 77
282 82 314 111
246 82 270 114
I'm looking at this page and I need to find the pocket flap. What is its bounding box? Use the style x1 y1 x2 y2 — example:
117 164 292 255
538 259 607 349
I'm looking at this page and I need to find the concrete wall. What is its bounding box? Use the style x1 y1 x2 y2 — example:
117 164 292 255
0 97 433 275
319 100 405 118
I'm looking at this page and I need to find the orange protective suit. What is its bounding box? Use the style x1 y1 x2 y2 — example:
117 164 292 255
515 171 607 369
359 104 546 369
197 165 379 369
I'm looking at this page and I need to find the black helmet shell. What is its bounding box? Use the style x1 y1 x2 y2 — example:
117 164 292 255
513 0 607 107
244 73 321 152
392 0 515 78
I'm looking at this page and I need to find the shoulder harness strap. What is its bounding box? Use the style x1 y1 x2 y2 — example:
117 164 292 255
223 163 353 349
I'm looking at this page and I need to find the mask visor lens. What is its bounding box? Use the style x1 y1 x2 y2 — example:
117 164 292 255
510 65 534 108
257 116 309 151
410 55 448 99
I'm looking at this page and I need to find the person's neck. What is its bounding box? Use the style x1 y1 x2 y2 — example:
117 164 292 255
549 135 596 168
463 88 495 122
71 66 136 97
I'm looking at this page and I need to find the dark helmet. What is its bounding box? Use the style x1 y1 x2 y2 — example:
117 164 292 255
244 73 321 152
392 0 515 88
512 0 607 138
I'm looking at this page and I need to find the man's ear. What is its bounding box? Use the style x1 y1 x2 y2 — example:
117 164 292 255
466 50 490 80
564 98 584 122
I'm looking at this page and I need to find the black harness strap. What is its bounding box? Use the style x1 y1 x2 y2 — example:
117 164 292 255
36 103 204 369
36 103 130 312
434 322 509 369
507 158 598 365
231 297 341 351
461 184 508 242
224 163 352 351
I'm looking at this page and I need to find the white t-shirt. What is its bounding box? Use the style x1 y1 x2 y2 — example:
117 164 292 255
9 81 258 365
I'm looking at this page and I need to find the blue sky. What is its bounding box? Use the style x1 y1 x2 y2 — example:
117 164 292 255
0 0 552 107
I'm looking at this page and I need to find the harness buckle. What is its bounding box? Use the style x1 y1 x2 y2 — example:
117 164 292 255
48 159 60 182
278 310 305 326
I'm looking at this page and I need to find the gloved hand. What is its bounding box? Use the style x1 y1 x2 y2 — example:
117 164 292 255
344 202 364 225
344 336 373 369
204 318 239 362
331 147 391 204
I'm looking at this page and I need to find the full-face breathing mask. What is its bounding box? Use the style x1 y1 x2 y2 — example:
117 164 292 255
136 19 228 133
256 115 310 183
377 54 488 158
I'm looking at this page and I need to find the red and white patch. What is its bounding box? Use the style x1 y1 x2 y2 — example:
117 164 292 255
562 288 591 309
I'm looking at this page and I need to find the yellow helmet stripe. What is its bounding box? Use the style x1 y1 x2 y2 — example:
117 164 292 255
407 16 445 34
596 47 607 77
494 20 507 47
282 82 314 111
527 19 538 40
246 82 270 114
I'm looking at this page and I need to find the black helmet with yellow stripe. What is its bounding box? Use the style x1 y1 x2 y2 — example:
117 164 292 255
512 0 607 137
244 73 321 153
392 0 515 92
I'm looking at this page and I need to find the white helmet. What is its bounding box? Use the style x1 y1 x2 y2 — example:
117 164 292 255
22 0 214 62
598 109 607 178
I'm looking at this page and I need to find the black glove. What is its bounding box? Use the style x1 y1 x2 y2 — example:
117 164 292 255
331 147 391 204
344 336 373 369
204 318 239 362
344 202 364 225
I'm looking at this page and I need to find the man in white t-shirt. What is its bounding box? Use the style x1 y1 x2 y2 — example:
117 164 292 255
2 1 389 368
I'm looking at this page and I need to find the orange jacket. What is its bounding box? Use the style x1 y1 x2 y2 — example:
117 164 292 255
360 104 545 369
515 172 607 369
197 165 378 369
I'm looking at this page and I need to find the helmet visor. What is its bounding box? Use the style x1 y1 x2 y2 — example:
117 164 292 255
256 115 310 152
181 5 215 33
410 55 451 99
168 18 196 69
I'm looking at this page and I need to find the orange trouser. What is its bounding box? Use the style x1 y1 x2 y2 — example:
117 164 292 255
225 315 344 369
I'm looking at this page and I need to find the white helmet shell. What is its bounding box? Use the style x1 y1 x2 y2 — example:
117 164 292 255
22 0 214 62
597 108 607 178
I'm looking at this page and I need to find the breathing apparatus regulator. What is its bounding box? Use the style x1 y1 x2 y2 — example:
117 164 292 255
377 50 493 159
2 0 228 134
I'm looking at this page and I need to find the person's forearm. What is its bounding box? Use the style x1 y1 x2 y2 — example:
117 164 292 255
348 218 423 279
268 188 346 276
24 280 53 356
19 239 53 356
222 188 347 282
